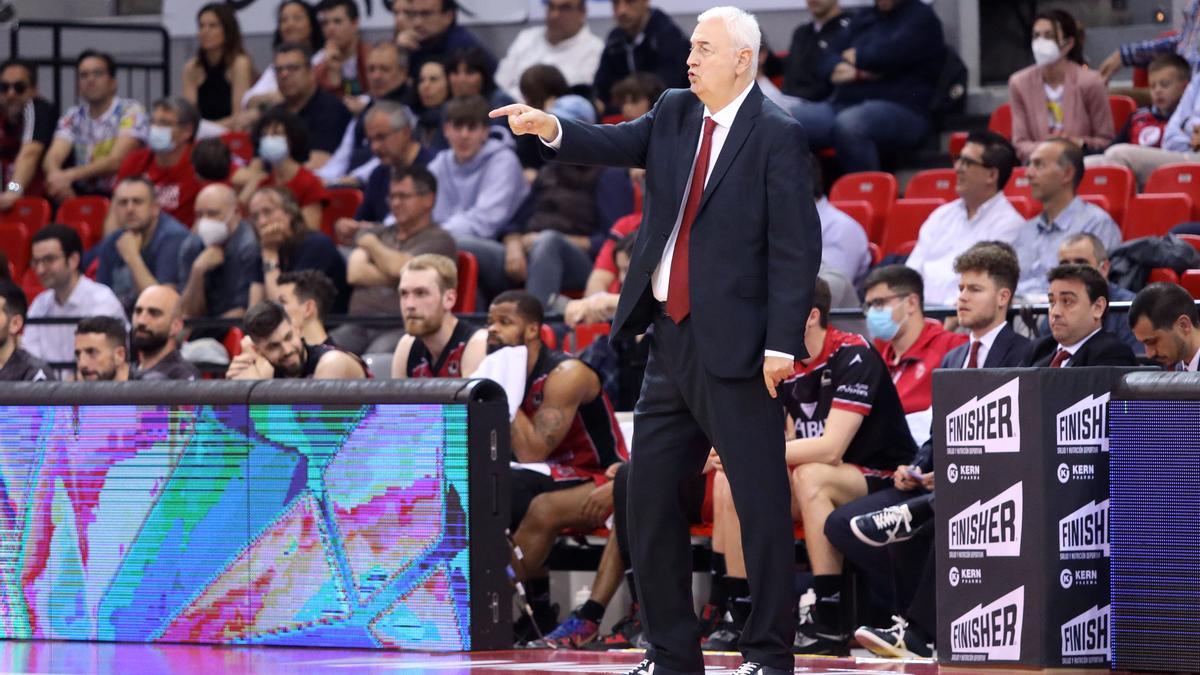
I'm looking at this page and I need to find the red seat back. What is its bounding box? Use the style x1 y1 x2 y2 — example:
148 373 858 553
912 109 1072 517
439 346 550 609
19 266 42 303
1007 195 1040 219
868 241 882 265
57 195 110 250
1124 193 1194 240
880 198 946 256
454 250 478 313
829 199 874 239
1003 166 1033 201
1079 165 1135 226
988 102 1013 139
1079 194 1112 218
321 188 364 242
1183 270 1200 298
223 326 245 359
0 197 50 232
906 168 958 201
829 172 898 243
1148 267 1180 285
572 322 611 353
1144 163 1200 219
220 131 254 163
1108 95 1138 136
1177 233 1200 253
0 221 31 277
539 324 558 350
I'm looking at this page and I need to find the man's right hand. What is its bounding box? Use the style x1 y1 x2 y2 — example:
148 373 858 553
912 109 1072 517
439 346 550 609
489 104 558 142
893 464 921 491
1098 49 1123 82
194 246 225 273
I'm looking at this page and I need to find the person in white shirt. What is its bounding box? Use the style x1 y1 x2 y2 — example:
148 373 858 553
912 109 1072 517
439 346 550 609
811 156 869 283
1129 281 1200 372
494 0 603 103
23 224 127 378
904 131 1024 306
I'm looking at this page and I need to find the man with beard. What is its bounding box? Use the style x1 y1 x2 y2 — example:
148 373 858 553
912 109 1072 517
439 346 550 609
0 280 53 381
226 300 368 380
391 253 486 378
130 284 199 381
1130 281 1200 371
486 290 628 640
74 315 130 381
0 58 57 210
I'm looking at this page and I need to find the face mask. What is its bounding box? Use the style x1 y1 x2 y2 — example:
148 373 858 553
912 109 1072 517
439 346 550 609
195 217 230 247
866 306 901 341
1031 37 1062 67
259 135 289 163
148 125 174 153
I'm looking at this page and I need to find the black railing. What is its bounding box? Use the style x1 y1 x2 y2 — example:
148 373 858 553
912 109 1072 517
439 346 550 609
10 19 171 106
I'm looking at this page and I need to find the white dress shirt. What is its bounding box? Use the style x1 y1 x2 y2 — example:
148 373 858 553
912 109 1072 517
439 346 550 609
23 276 127 377
816 196 871 283
962 321 1006 368
1184 346 1200 372
495 25 604 103
904 192 1025 306
545 81 792 360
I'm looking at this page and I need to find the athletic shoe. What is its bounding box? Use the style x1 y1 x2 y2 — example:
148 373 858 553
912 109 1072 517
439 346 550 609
701 612 741 651
621 658 653 674
513 602 559 645
855 615 933 659
587 606 646 650
851 503 916 547
732 663 793 675
525 609 600 649
793 621 850 656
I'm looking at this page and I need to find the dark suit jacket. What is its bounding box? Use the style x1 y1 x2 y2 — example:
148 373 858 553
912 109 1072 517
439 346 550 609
1024 329 1138 367
940 324 1032 369
546 85 822 379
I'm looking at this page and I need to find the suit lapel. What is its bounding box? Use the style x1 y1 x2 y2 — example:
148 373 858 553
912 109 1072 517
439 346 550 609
671 102 704 216
984 326 1012 368
698 84 762 214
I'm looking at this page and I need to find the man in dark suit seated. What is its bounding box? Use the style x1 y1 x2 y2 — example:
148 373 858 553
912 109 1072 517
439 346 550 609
1025 263 1137 367
824 241 1031 660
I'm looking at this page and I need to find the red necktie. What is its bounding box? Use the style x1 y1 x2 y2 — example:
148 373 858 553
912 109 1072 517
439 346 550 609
966 341 982 369
666 116 718 324
1049 349 1071 368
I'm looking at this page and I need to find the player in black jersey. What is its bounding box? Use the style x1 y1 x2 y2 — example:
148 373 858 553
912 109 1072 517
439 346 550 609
390 254 486 378
226 301 368 379
707 278 917 655
0 280 53 381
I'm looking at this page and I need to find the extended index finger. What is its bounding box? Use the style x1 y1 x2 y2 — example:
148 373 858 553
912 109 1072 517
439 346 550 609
489 104 528 119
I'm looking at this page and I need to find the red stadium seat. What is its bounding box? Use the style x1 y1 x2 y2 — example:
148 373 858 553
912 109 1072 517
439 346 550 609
321 188 363 242
880 198 946 256
539 324 558 350
220 131 254 162
1144 163 1200 219
1178 233 1200 253
0 221 30 277
1004 166 1033 201
1124 193 1194 240
223 326 245 359
57 195 110 250
1109 95 1138 136
454 250 478 313
1183 270 1200 298
0 196 50 233
1007 195 1041 219
19 267 41 302
1079 165 1135 226
572 322 611 352
1079 194 1112 218
868 241 882 266
830 172 897 243
896 240 918 257
829 199 874 238
906 168 958 201
1148 268 1180 284
948 132 967 159
600 114 624 125
948 103 1014 159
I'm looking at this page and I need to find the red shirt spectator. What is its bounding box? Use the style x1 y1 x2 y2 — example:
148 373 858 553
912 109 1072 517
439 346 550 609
117 144 202 226
261 165 325 209
876 318 966 413
593 213 640 293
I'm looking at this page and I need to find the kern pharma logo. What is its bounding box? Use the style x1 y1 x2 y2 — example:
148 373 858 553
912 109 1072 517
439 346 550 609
945 378 1020 455
1056 392 1109 454
949 482 1022 557
951 586 1025 661
1059 499 1109 557
1061 605 1109 659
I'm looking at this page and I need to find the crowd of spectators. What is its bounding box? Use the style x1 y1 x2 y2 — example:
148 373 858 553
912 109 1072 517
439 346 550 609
1 0 1200 663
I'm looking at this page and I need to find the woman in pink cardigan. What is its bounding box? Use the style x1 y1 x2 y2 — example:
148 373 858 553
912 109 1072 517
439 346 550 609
1008 9 1114 162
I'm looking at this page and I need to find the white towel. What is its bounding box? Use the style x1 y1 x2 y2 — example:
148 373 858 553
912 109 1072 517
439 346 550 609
473 345 527 422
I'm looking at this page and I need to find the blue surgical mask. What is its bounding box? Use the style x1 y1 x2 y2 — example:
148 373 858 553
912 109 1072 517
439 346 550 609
259 135 289 163
148 125 174 153
866 306 901 341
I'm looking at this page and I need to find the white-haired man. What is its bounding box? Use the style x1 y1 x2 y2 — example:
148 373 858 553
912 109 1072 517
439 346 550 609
493 7 821 675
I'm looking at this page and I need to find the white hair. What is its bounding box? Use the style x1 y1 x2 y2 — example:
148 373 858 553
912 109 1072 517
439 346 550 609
696 6 761 67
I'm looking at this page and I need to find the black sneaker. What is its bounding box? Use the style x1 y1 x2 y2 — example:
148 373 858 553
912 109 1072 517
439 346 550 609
513 602 559 645
701 612 741 652
732 663 793 675
855 615 933 659
587 605 647 650
850 503 917 547
793 621 849 656
622 658 653 675
697 602 724 638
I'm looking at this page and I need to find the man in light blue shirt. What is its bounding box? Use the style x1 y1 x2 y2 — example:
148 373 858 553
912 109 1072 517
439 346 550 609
812 157 870 283
1014 139 1121 297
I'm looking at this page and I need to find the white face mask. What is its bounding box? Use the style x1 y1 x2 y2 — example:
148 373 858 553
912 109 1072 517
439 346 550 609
258 135 289 163
195 217 230 248
1031 37 1062 67
148 125 175 153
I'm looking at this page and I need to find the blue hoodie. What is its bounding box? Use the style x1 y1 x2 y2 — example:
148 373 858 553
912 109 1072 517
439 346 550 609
430 129 530 240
